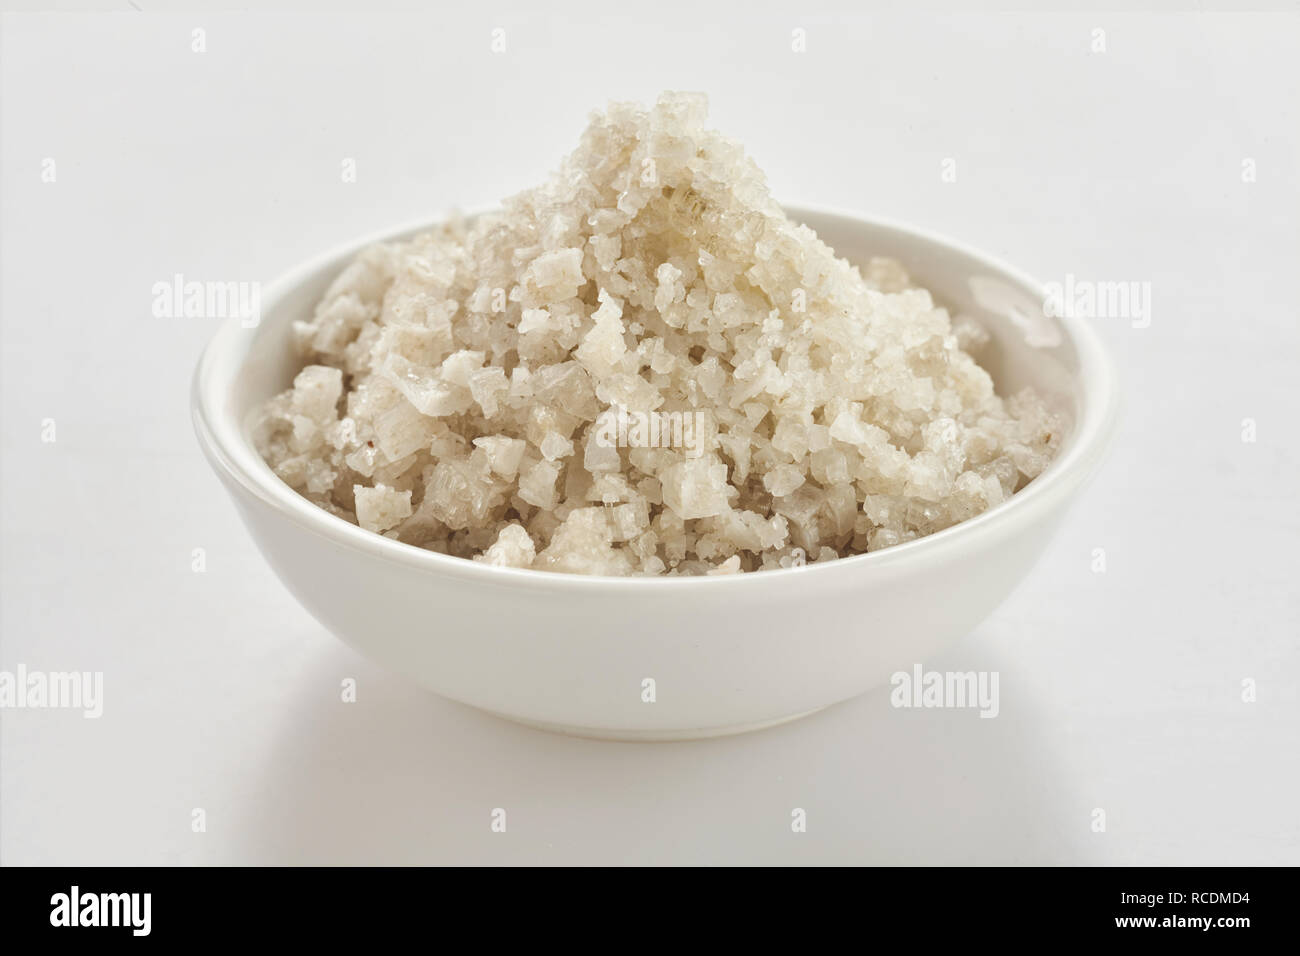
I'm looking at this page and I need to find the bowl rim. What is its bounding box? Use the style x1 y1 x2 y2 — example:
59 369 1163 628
192 205 1120 592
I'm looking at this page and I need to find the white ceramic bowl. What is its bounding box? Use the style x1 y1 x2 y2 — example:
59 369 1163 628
192 207 1118 740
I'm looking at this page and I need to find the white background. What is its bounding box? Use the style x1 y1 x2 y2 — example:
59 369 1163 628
2 2 1297 865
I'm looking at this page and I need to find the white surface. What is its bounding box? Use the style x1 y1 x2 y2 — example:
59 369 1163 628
2 5 1297 865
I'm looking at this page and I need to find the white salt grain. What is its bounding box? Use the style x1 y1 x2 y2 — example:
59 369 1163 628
254 93 1062 576
353 483 412 534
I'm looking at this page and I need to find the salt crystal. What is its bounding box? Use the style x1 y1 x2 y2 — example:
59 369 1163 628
475 524 536 569
353 483 412 533
473 435 527 479
254 92 1062 575
763 465 806 498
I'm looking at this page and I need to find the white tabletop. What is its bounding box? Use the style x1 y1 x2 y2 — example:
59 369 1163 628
2 2 1297 865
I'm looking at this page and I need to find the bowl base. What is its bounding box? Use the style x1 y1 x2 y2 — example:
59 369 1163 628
480 706 829 741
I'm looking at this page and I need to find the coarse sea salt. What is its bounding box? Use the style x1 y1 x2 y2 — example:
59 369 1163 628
254 92 1062 576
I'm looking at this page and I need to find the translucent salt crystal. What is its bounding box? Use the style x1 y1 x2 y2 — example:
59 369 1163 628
374 323 452 366
440 350 485 387
654 263 685 313
468 367 510 417
518 308 552 335
539 431 575 462
531 362 598 419
763 465 806 497
583 434 622 473
661 458 731 520
253 92 1062 575
707 555 742 575
372 398 438 460
518 459 561 510
344 442 378 477
523 248 585 303
423 459 501 530
353 483 412 533
824 484 858 537
473 435 526 479
533 507 631 575
590 234 621 271
304 458 336 496
379 354 468 417
475 524 536 569
291 415 319 448
575 292 628 377
610 500 649 541
508 366 534 400
290 366 343 422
